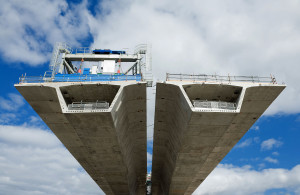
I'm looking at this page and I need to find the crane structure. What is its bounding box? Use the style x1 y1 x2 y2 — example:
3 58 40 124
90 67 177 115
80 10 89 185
15 43 285 195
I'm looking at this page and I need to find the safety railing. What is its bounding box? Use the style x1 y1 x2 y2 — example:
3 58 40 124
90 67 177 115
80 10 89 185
58 42 72 53
193 100 237 110
18 74 142 84
73 47 92 54
166 73 277 84
68 101 109 110
134 44 147 54
19 75 51 83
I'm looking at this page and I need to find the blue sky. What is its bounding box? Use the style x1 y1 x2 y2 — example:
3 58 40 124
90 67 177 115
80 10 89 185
0 0 300 194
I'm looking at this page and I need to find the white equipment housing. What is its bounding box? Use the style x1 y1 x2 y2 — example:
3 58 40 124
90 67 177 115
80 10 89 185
102 60 115 74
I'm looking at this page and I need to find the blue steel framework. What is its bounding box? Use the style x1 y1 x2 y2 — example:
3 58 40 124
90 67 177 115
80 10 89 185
19 73 142 84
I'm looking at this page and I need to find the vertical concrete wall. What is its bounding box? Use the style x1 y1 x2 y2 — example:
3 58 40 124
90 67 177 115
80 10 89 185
15 82 147 195
151 83 192 194
110 84 147 194
151 82 285 195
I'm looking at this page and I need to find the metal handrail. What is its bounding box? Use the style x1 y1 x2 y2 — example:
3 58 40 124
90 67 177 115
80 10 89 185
73 47 92 54
18 74 142 84
134 44 147 54
193 100 236 110
68 101 109 110
166 73 277 84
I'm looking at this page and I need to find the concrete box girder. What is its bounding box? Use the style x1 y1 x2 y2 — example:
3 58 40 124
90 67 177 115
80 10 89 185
15 81 147 195
151 82 285 195
183 84 242 103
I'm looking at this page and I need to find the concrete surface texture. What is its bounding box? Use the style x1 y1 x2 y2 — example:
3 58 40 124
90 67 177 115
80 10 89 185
15 81 147 195
151 81 285 195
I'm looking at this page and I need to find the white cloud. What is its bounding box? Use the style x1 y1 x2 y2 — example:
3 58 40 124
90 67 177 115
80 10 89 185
253 137 260 143
86 0 300 115
261 138 283 151
193 164 300 195
235 138 252 148
0 0 92 66
1 2 299 194
0 125 103 195
253 126 260 131
147 152 153 171
0 125 60 148
20 115 45 127
0 93 24 111
264 157 279 164
147 87 155 141
28 116 41 124
258 163 266 170
1 0 299 114
235 137 260 149
272 151 279 156
0 113 17 124
147 152 152 162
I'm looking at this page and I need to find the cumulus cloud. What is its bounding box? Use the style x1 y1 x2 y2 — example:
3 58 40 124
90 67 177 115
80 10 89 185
147 87 156 141
19 115 46 128
264 157 279 164
147 152 152 161
0 113 17 125
235 137 260 149
1 0 299 113
0 93 24 111
147 152 153 170
235 138 252 148
261 138 283 151
1 1 299 194
0 125 103 195
86 0 300 115
258 163 266 170
28 116 42 124
193 164 300 195
3 125 297 195
0 0 92 65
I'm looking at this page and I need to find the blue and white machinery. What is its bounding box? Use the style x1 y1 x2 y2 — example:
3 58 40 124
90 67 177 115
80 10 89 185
19 42 153 86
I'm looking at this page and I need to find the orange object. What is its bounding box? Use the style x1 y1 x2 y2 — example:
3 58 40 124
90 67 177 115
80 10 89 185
79 58 84 74
117 58 122 74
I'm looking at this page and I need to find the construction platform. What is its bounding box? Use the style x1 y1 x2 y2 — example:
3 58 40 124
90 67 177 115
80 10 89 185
151 74 285 195
15 81 147 195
